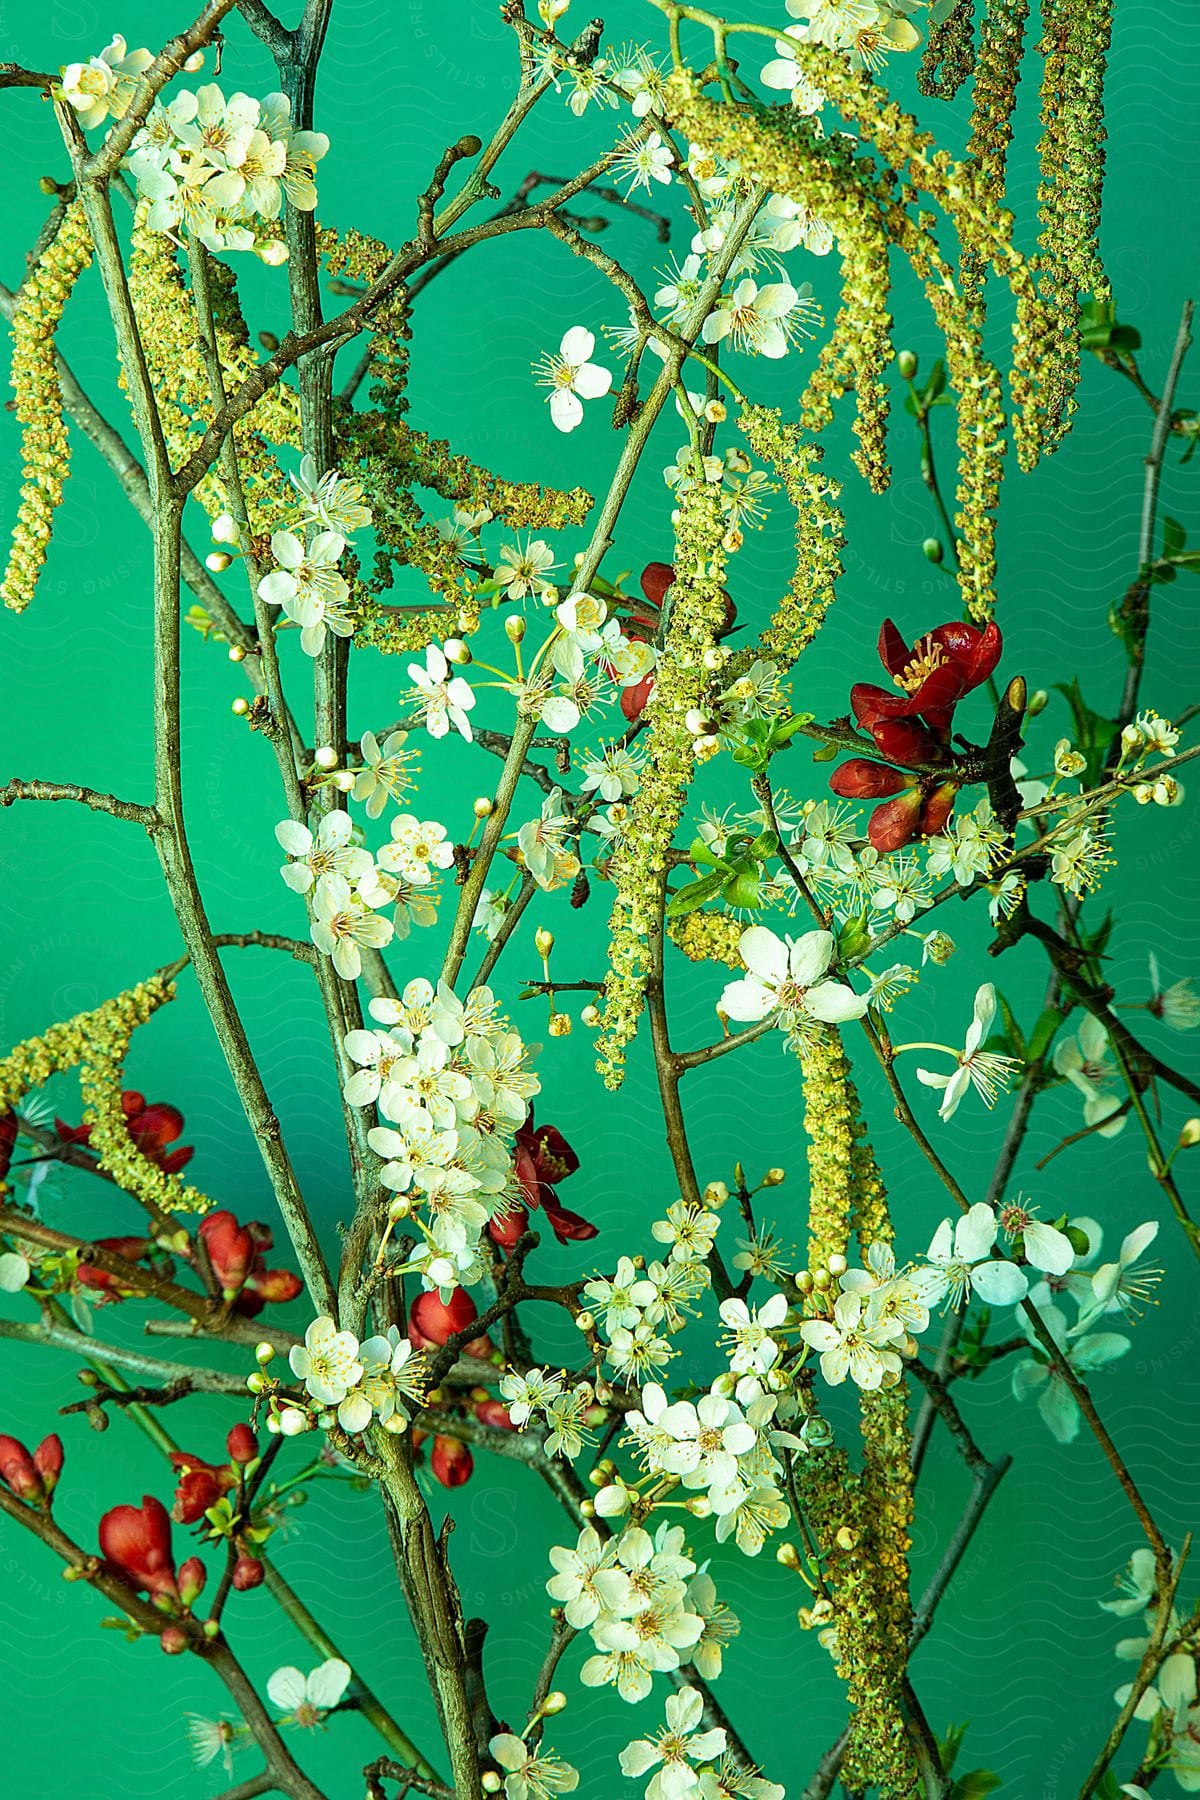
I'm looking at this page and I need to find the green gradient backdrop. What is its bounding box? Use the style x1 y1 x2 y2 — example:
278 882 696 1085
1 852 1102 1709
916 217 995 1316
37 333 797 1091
2 4 1199 1797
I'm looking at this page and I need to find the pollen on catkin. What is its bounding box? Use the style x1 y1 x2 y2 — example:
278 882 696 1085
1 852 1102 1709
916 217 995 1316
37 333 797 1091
2 200 94 612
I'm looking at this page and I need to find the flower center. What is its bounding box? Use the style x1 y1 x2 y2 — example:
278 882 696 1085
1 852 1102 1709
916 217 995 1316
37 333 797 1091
896 634 948 694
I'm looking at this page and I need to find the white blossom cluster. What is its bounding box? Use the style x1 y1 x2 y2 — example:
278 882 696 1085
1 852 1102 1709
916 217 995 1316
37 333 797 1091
277 1318 428 1438
254 459 372 655
350 979 540 1296
125 84 327 258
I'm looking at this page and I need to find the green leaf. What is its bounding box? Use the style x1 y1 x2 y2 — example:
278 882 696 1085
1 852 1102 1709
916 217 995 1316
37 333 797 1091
923 358 947 402
995 990 1025 1061
1173 549 1200 574
666 872 728 918
837 912 872 962
1050 677 1117 787
1163 515 1187 559
1026 1005 1065 1065
939 1721 968 1777
951 1771 1002 1799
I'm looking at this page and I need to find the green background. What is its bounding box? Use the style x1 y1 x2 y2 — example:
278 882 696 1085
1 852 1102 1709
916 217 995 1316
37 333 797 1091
2 3 1199 1796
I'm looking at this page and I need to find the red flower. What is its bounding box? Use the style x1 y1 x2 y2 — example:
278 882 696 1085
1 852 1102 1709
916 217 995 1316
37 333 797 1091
99 1495 179 1600
833 618 1002 851
408 1287 478 1349
0 1432 62 1506
55 1089 194 1173
431 1436 473 1488
513 1111 596 1243
620 564 738 725
169 1451 235 1524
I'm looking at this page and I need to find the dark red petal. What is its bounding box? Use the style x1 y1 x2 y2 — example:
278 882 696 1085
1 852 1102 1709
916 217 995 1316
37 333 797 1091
542 1199 599 1243
929 619 1002 688
907 662 969 718
877 618 910 677
527 1123 579 1185
120 1091 146 1119
54 1117 93 1146
0 1114 17 1182
157 1145 195 1173
829 758 908 799
868 790 924 852
851 682 919 726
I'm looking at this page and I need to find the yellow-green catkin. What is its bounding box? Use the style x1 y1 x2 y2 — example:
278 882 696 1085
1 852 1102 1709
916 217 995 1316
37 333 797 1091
2 201 94 612
345 412 592 654
890 207 1006 620
0 977 211 1219
666 910 745 968
794 1440 920 1797
837 192 896 494
1033 0 1113 449
801 1028 858 1267
596 482 729 1088
851 1135 915 1666
126 206 299 530
795 1078 918 1796
961 0 1030 305
739 408 844 668
918 0 977 98
664 61 1041 559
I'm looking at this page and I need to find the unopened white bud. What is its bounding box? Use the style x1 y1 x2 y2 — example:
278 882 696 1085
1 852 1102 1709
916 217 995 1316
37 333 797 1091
314 745 338 770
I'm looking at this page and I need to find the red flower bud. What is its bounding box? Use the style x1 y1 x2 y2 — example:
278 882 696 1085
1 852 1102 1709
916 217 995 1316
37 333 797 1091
100 1496 179 1599
0 1434 44 1503
232 1555 265 1591
640 562 675 609
620 669 655 725
829 759 908 800
198 1211 256 1297
33 1433 63 1498
431 1436 473 1488
488 1203 529 1250
178 1556 207 1607
225 1424 257 1466
159 1625 188 1655
473 1400 515 1430
408 1287 477 1348
244 1267 302 1306
867 788 925 853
